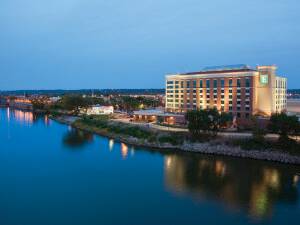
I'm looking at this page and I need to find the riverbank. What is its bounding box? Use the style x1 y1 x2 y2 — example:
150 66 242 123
50 115 300 165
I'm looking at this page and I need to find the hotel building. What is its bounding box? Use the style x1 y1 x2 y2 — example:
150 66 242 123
165 65 287 120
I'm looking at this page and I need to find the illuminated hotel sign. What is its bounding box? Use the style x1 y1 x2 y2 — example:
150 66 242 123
260 74 269 85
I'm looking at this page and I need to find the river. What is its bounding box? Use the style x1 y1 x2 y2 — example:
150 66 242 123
0 108 299 225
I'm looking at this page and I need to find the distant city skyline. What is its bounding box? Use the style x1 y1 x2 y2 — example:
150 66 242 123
1 0 300 90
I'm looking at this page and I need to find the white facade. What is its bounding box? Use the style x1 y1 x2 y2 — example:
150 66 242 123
82 105 114 115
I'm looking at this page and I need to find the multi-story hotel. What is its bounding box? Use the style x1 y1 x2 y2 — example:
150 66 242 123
165 64 287 120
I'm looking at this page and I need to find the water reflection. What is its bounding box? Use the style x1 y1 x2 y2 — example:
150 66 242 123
63 129 94 148
5 108 48 125
164 154 300 219
109 139 114 151
121 143 128 159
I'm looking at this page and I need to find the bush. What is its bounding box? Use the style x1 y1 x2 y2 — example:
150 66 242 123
158 134 184 145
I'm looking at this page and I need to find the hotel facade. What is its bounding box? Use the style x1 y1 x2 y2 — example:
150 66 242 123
165 65 287 121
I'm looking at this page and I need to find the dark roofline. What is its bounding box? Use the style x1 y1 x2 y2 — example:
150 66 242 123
180 68 256 75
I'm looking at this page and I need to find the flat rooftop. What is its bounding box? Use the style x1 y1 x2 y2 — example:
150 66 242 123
171 64 256 76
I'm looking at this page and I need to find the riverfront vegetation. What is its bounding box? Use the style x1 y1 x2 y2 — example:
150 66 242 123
73 115 185 146
68 110 300 157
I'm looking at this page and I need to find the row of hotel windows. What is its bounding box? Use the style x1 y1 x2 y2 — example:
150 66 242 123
167 89 250 98
167 88 251 94
166 78 251 89
167 98 250 106
276 79 287 89
166 103 251 115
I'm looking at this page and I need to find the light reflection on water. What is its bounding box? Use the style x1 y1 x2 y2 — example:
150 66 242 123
164 154 300 219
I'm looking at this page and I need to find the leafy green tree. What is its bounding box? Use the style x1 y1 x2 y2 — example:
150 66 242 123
268 112 300 140
251 116 266 142
185 108 232 138
60 95 89 112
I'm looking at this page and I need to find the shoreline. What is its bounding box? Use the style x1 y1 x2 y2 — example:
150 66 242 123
50 115 300 165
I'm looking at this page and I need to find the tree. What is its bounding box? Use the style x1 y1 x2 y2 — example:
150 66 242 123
185 108 232 138
268 112 300 140
251 116 266 142
60 95 89 112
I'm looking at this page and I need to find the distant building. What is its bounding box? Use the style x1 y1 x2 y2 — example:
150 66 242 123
165 64 287 123
133 109 185 125
0 97 8 106
49 96 61 103
287 99 300 120
9 97 33 110
81 105 114 115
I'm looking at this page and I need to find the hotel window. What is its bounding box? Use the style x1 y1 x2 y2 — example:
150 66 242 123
206 100 210 104
237 107 241 111
229 101 233 105
221 79 225 88
245 107 250 111
206 80 210 88
221 101 224 104
246 89 250 94
193 80 197 88
181 81 184 88
213 79 217 88
221 106 225 111
246 78 250 88
237 89 241 94
214 95 217 99
186 81 190 88
229 95 232 99
229 79 233 87
193 90 196 93
229 106 233 111
245 113 250 118
167 81 173 84
221 90 224 93
200 80 203 88
213 89 217 93
237 79 241 88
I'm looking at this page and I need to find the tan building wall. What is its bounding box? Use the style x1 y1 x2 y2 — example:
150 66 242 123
165 65 287 119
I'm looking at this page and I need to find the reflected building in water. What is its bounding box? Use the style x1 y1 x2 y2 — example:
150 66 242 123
121 143 128 159
6 108 51 126
8 108 35 124
164 154 299 219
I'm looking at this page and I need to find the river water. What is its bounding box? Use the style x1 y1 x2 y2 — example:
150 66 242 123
0 108 299 225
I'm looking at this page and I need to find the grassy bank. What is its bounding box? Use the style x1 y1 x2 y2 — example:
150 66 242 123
73 115 185 146
50 114 300 164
